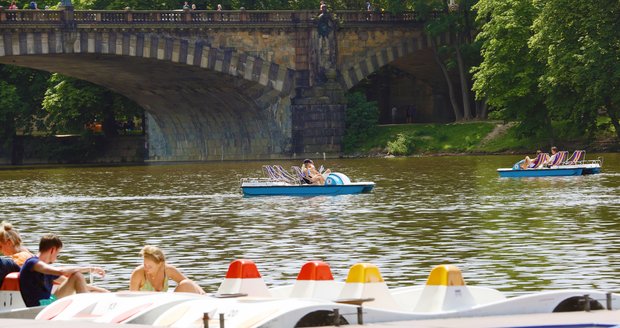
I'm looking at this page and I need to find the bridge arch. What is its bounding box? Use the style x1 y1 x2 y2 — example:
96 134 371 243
339 36 433 91
0 29 296 161
0 9 436 161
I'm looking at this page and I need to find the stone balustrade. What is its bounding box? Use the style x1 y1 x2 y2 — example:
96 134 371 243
0 9 432 25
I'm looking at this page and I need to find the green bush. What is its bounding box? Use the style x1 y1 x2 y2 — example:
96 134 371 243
387 133 414 155
23 135 105 163
343 92 379 153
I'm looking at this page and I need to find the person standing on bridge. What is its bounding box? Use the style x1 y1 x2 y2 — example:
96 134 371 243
8 1 18 10
28 0 37 9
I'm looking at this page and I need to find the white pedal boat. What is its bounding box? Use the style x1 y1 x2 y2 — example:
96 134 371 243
32 260 619 327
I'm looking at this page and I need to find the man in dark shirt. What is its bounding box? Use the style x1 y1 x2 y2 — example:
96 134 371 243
19 233 107 307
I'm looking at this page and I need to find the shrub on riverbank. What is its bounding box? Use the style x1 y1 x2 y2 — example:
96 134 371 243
348 122 495 156
343 92 379 152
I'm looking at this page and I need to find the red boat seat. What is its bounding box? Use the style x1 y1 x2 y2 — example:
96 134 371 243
1 272 20 291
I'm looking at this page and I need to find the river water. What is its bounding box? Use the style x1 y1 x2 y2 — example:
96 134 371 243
0 154 618 296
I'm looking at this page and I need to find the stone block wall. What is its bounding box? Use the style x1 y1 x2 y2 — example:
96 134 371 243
292 102 345 156
2 135 145 165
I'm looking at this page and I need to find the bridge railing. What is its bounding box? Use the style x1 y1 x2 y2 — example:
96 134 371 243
0 9 432 25
0 9 62 23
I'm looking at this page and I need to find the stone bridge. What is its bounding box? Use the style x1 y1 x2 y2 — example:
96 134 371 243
0 7 440 161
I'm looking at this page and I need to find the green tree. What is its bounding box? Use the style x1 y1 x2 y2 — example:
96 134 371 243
471 0 548 137
0 65 49 139
416 0 483 121
530 0 620 140
42 74 142 136
343 92 379 152
0 82 25 148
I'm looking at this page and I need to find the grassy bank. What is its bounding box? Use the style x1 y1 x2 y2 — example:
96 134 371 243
347 121 618 156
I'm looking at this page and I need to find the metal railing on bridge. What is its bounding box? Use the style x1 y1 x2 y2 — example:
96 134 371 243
0 9 432 25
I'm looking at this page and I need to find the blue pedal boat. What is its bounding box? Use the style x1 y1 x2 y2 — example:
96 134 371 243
497 155 602 178
241 172 375 196
497 167 584 178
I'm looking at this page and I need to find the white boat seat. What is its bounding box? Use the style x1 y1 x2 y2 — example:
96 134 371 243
412 264 504 313
336 263 403 311
216 259 271 297
289 261 343 299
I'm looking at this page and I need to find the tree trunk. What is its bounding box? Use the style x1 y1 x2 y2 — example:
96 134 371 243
455 43 472 120
475 99 489 119
605 99 620 140
431 38 462 121
101 92 118 137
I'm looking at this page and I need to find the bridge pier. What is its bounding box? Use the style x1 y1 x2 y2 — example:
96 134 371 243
292 69 347 158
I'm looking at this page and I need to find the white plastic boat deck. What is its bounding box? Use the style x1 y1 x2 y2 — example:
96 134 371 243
0 319 149 328
347 309 620 327
0 310 618 328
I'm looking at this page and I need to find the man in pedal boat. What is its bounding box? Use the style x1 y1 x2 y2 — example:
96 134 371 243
19 233 108 307
301 159 331 185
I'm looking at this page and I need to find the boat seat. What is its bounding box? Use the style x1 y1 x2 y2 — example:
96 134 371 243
0 272 20 291
216 259 271 297
413 265 483 313
289 261 343 299
336 263 402 311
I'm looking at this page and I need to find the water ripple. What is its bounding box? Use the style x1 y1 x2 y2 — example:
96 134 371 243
0 155 618 296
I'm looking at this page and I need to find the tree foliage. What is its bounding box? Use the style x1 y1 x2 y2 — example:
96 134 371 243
472 0 547 137
530 0 620 139
343 92 379 152
473 0 620 140
42 74 142 136
412 0 484 121
0 66 49 140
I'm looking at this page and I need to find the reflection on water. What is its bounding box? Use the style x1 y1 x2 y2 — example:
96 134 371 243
0 154 619 296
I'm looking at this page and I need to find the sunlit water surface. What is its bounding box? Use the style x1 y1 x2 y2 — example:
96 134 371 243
0 154 618 296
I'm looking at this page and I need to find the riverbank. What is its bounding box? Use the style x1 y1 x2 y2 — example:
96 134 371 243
0 135 145 166
346 121 620 157
1 122 617 167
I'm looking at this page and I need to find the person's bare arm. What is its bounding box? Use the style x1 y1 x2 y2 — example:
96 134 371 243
33 261 67 276
49 265 105 277
166 264 188 284
129 266 144 291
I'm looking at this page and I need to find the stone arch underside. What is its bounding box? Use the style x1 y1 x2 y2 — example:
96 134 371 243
0 29 299 161
338 35 437 91
0 53 292 161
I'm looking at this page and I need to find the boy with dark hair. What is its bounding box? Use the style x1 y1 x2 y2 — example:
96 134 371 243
19 233 107 307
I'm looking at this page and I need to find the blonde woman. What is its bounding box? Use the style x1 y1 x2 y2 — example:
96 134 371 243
129 245 204 294
0 221 33 266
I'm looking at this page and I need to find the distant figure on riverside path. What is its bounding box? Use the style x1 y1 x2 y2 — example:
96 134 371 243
130 245 204 294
